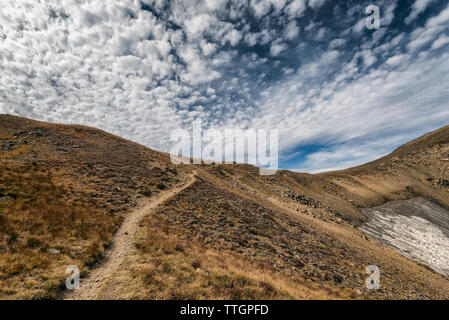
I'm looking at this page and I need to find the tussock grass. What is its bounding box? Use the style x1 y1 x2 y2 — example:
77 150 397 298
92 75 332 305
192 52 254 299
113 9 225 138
0 114 187 299
0 162 118 299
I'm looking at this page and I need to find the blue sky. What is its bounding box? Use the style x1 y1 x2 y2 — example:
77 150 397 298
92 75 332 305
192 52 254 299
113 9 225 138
1 0 449 172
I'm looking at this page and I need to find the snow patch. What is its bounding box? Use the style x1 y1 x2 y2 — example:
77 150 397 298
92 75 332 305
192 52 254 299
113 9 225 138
359 198 449 277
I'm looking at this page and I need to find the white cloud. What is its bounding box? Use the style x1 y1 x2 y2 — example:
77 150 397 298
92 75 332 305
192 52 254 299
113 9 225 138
405 0 437 24
247 42 449 171
407 3 449 52
200 40 218 56
244 32 259 46
359 50 377 68
427 3 449 27
0 0 196 151
284 21 300 40
385 54 407 67
184 14 215 38
285 0 307 18
270 42 288 56
431 34 449 50
383 1 398 26
1 0 448 173
308 0 328 9
329 38 346 49
222 29 242 46
250 0 273 18
352 18 366 34
204 0 228 12
293 130 427 173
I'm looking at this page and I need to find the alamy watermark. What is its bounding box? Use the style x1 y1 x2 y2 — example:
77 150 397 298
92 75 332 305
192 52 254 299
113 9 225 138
169 121 278 175
366 5 380 30
66 265 80 290
365 265 380 290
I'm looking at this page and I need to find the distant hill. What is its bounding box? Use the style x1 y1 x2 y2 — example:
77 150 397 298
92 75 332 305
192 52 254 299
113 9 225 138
1 114 448 299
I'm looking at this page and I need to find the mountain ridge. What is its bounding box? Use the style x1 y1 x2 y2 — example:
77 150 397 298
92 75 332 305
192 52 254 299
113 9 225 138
1 114 449 299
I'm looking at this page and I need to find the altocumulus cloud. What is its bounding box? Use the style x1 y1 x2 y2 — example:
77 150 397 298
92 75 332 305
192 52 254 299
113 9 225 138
0 0 448 172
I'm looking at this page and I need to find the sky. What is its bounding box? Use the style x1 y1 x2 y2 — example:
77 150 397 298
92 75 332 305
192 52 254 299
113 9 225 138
1 0 449 172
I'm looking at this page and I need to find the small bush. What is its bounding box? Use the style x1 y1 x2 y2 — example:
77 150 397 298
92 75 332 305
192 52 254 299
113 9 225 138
25 237 42 249
0 213 8 232
191 260 201 269
87 241 104 264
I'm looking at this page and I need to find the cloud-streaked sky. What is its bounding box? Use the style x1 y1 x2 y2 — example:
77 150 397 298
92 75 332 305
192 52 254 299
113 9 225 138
1 0 449 172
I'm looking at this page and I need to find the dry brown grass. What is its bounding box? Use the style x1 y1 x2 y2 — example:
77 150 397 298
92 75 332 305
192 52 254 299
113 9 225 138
1 114 449 300
97 221 348 300
0 161 119 299
136 169 449 299
0 114 189 299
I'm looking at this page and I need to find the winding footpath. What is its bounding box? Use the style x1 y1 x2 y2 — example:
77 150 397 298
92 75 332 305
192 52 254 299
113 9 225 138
61 172 196 300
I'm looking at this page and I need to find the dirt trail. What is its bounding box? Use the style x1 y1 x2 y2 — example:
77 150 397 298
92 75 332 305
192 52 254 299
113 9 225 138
62 172 196 300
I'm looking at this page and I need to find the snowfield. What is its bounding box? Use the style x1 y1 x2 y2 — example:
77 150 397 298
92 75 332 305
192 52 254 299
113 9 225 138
360 197 449 277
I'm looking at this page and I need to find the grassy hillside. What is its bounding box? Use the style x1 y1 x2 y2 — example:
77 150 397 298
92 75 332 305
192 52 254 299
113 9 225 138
0 114 189 299
1 114 449 299
99 161 449 299
202 124 449 226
